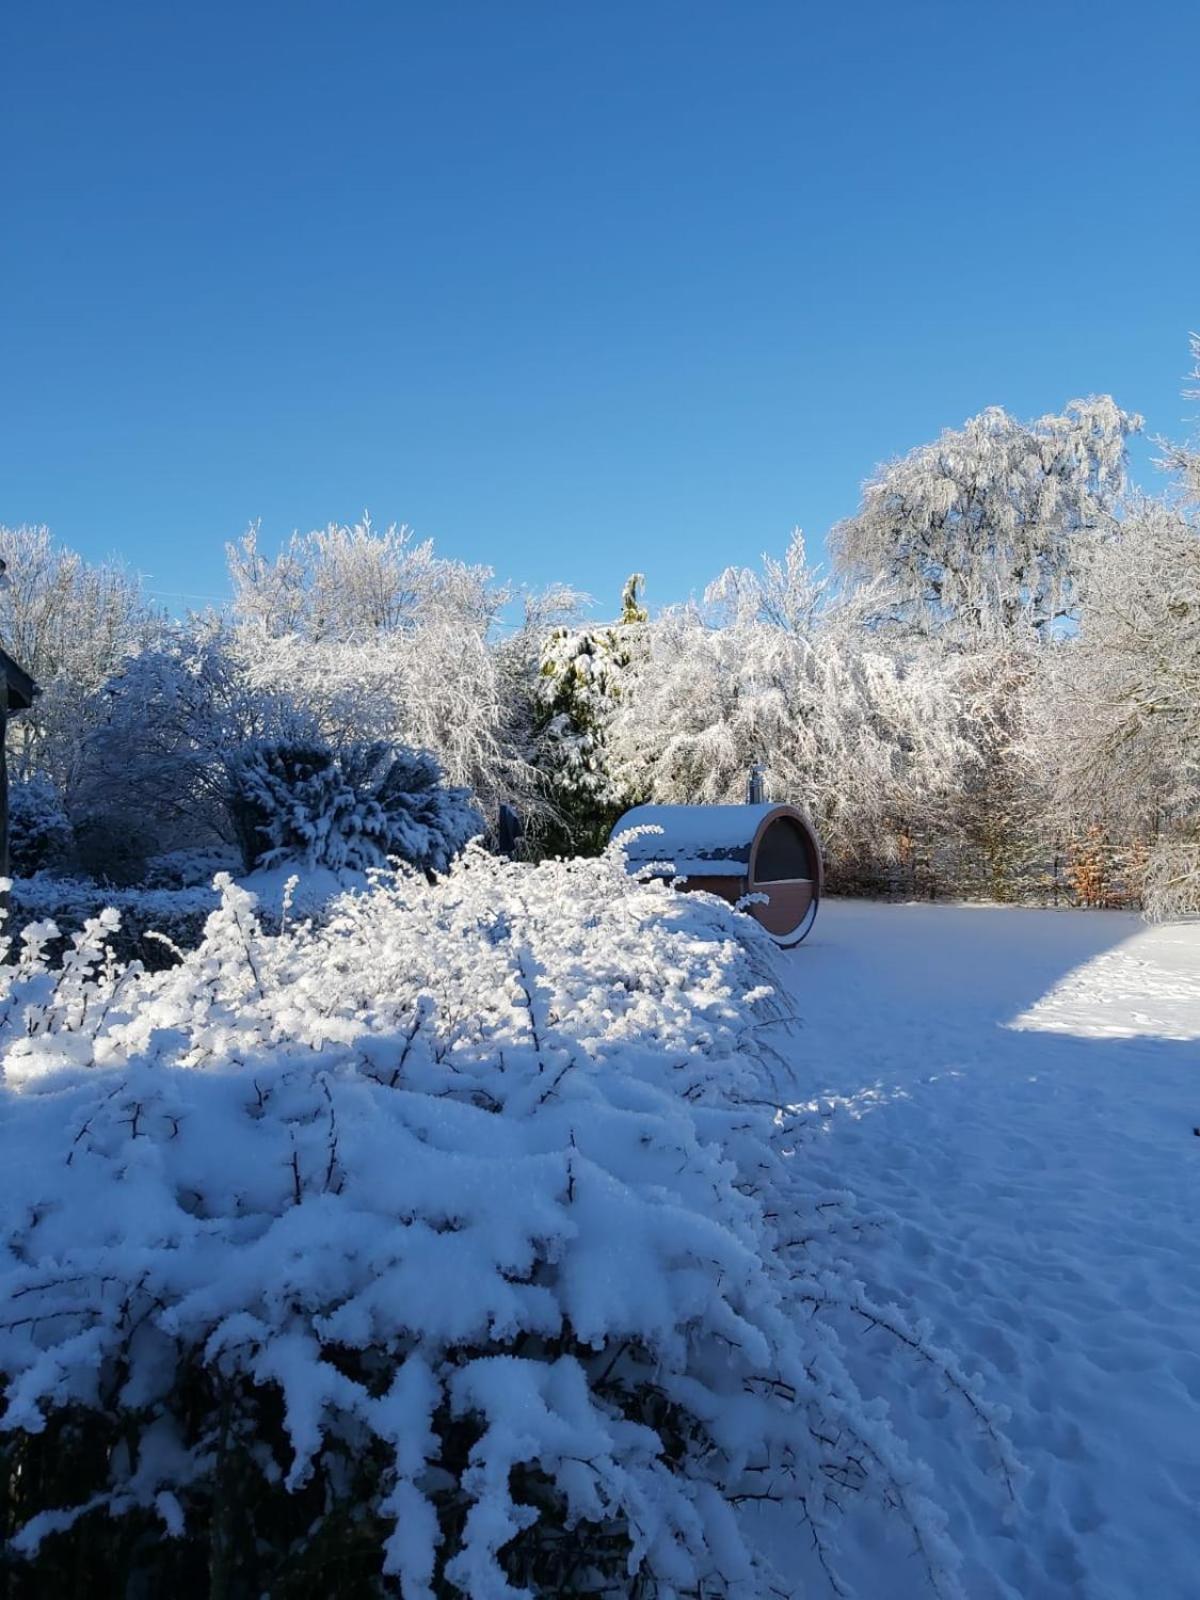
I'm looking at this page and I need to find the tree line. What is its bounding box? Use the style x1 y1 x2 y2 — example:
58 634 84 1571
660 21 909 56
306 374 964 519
3 337 1198 917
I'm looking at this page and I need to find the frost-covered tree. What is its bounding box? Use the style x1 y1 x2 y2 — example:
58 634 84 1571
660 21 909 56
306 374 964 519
71 621 284 872
227 517 491 641
74 622 484 881
0 524 161 784
1030 496 1200 914
1140 841 1200 922
608 536 970 872
535 574 648 853
701 528 836 636
939 643 1047 901
1037 497 1200 828
831 398 1140 639
1155 333 1200 503
228 522 555 826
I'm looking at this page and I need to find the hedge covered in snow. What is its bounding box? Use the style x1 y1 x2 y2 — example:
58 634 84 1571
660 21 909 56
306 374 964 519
0 849 999 1597
6 875 219 970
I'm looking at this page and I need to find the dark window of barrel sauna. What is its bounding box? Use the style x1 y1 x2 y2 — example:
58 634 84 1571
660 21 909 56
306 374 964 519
754 816 814 882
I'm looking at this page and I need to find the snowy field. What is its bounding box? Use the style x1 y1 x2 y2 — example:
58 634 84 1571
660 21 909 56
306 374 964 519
765 900 1200 1600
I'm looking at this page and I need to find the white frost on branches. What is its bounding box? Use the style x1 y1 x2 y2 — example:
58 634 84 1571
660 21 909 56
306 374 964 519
1028 495 1200 917
1155 333 1200 504
831 398 1139 639
4 348 1197 921
228 520 562 822
0 524 161 786
608 535 971 862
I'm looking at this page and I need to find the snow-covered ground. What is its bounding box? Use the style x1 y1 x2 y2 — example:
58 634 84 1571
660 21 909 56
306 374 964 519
3 868 1197 1596
766 900 1200 1600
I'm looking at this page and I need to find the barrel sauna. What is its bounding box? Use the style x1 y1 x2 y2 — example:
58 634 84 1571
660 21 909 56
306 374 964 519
610 802 823 947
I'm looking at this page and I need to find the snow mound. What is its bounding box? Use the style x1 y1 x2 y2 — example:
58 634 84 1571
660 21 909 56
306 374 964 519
0 852 998 1597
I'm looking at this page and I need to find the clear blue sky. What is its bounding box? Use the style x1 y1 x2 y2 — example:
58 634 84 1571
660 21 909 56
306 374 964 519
3 0 1197 615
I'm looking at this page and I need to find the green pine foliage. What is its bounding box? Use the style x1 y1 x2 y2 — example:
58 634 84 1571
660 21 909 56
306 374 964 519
534 575 648 854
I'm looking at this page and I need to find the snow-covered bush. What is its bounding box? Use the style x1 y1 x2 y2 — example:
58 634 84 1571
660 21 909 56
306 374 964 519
0 851 1002 1597
143 844 243 890
4 875 219 969
73 619 488 879
225 738 482 874
6 772 72 875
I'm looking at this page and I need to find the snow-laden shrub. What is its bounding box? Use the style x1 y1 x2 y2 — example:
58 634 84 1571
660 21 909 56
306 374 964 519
225 738 482 875
143 844 243 890
5 875 219 969
6 773 72 875
0 851 1004 1597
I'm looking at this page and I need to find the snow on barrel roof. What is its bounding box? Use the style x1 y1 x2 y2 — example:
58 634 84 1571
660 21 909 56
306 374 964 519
611 803 781 878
